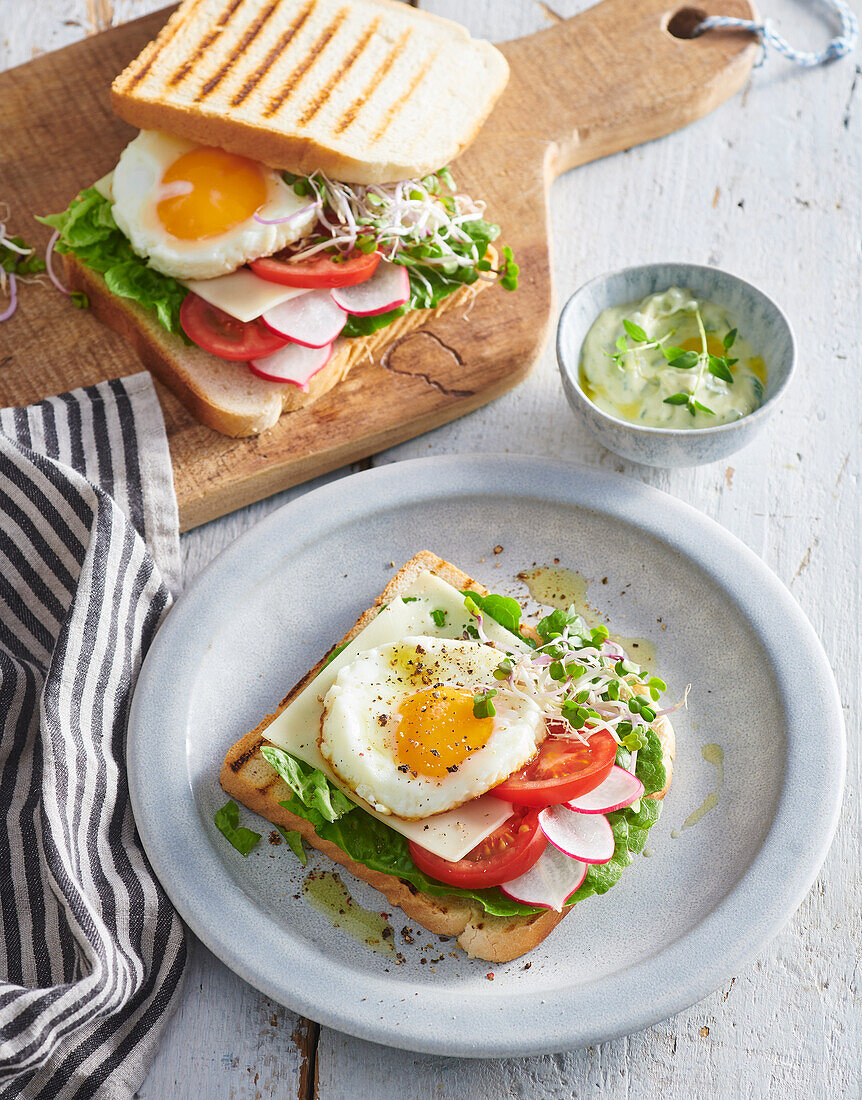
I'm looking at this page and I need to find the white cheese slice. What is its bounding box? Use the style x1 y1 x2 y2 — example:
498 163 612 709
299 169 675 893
263 570 532 861
180 269 310 323
92 171 114 201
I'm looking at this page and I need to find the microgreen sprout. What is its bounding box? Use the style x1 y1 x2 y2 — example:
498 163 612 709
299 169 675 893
278 168 517 291
473 689 498 719
0 205 48 323
462 599 684 751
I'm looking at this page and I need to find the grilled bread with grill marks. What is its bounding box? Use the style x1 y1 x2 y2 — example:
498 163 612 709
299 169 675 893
220 551 676 961
111 0 510 184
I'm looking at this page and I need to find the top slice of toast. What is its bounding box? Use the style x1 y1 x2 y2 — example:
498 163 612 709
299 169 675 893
111 0 510 183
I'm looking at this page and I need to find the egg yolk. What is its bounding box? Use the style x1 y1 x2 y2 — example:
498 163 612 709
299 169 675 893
156 147 267 240
395 688 494 778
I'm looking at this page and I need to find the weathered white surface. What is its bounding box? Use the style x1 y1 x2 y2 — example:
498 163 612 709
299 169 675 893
2 0 859 1096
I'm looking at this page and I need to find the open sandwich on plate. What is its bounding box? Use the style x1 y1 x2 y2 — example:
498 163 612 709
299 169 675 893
220 551 675 962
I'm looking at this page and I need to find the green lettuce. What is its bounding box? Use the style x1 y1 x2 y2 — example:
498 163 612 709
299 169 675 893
37 188 188 336
258 719 666 917
214 799 261 856
461 589 524 638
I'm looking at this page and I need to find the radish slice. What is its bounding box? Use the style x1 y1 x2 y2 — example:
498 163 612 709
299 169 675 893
538 805 615 864
499 845 587 912
566 766 644 814
262 289 346 348
330 260 410 316
249 342 333 390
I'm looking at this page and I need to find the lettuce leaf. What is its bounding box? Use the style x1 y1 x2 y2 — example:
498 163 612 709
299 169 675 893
461 590 524 638
257 722 666 918
277 827 308 865
214 799 261 856
38 188 188 336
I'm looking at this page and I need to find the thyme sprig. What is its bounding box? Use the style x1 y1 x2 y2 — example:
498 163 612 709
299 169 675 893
661 310 739 417
610 307 743 418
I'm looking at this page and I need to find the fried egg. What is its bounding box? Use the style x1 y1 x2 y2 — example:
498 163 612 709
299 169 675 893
110 131 318 280
319 637 545 819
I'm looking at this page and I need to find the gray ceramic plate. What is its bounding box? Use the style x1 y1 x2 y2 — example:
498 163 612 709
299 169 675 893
128 455 844 1057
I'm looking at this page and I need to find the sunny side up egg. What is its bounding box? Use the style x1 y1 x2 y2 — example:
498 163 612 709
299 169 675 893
110 131 318 280
319 637 546 819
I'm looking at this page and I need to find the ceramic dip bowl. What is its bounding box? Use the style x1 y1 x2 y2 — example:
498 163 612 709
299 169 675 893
556 263 796 467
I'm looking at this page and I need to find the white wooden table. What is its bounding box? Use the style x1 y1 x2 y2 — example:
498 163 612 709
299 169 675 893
3 1 859 1095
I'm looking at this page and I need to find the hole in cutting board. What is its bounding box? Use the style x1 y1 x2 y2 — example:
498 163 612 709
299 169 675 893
665 7 708 39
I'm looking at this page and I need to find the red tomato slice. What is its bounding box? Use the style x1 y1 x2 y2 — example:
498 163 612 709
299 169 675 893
179 293 288 361
489 724 618 807
408 806 547 889
249 249 380 289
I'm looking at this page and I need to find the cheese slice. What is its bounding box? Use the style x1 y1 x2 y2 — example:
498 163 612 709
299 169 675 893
180 269 310 323
92 171 114 201
264 571 532 861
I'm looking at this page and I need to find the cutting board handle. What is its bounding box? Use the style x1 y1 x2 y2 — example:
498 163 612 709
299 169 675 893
496 0 758 179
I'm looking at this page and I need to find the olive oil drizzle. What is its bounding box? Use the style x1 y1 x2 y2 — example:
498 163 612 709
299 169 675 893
302 871 396 956
518 565 657 672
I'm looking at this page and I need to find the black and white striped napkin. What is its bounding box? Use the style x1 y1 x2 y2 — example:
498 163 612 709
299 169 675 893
0 374 186 1098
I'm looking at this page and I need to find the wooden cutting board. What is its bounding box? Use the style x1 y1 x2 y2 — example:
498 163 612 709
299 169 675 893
0 1 755 530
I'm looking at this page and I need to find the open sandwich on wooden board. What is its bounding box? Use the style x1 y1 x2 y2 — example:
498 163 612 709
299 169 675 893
220 551 676 962
39 0 518 437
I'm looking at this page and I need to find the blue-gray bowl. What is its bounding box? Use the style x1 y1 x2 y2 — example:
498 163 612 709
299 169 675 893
556 263 796 467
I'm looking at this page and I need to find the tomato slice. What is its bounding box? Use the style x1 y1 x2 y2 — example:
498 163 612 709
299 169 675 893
250 249 380 289
179 293 288 361
408 806 547 889
489 724 618 807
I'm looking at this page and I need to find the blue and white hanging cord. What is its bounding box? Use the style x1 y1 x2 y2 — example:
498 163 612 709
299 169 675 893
696 0 858 68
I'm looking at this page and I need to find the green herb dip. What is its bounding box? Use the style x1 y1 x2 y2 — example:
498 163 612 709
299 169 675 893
580 287 766 429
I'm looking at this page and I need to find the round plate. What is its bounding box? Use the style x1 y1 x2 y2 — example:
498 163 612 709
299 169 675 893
128 455 844 1057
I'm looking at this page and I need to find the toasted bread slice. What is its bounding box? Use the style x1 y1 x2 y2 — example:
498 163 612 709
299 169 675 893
63 254 489 437
111 0 509 184
220 551 675 962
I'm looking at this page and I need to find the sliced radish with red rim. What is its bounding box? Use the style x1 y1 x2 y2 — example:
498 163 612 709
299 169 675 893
566 766 644 814
499 845 587 911
249 342 334 390
330 260 410 316
262 289 347 348
537 805 615 864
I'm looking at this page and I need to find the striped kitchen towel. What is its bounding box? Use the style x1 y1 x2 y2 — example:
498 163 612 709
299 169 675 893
0 374 186 1098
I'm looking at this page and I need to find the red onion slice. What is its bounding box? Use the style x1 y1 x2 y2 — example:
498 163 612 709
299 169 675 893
253 200 320 227
45 230 70 295
0 272 17 322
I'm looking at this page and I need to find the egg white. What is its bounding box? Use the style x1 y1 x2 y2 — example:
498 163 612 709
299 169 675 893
319 637 545 820
110 130 318 280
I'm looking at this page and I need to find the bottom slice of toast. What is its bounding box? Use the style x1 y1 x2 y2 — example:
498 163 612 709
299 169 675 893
220 551 675 962
64 255 490 438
